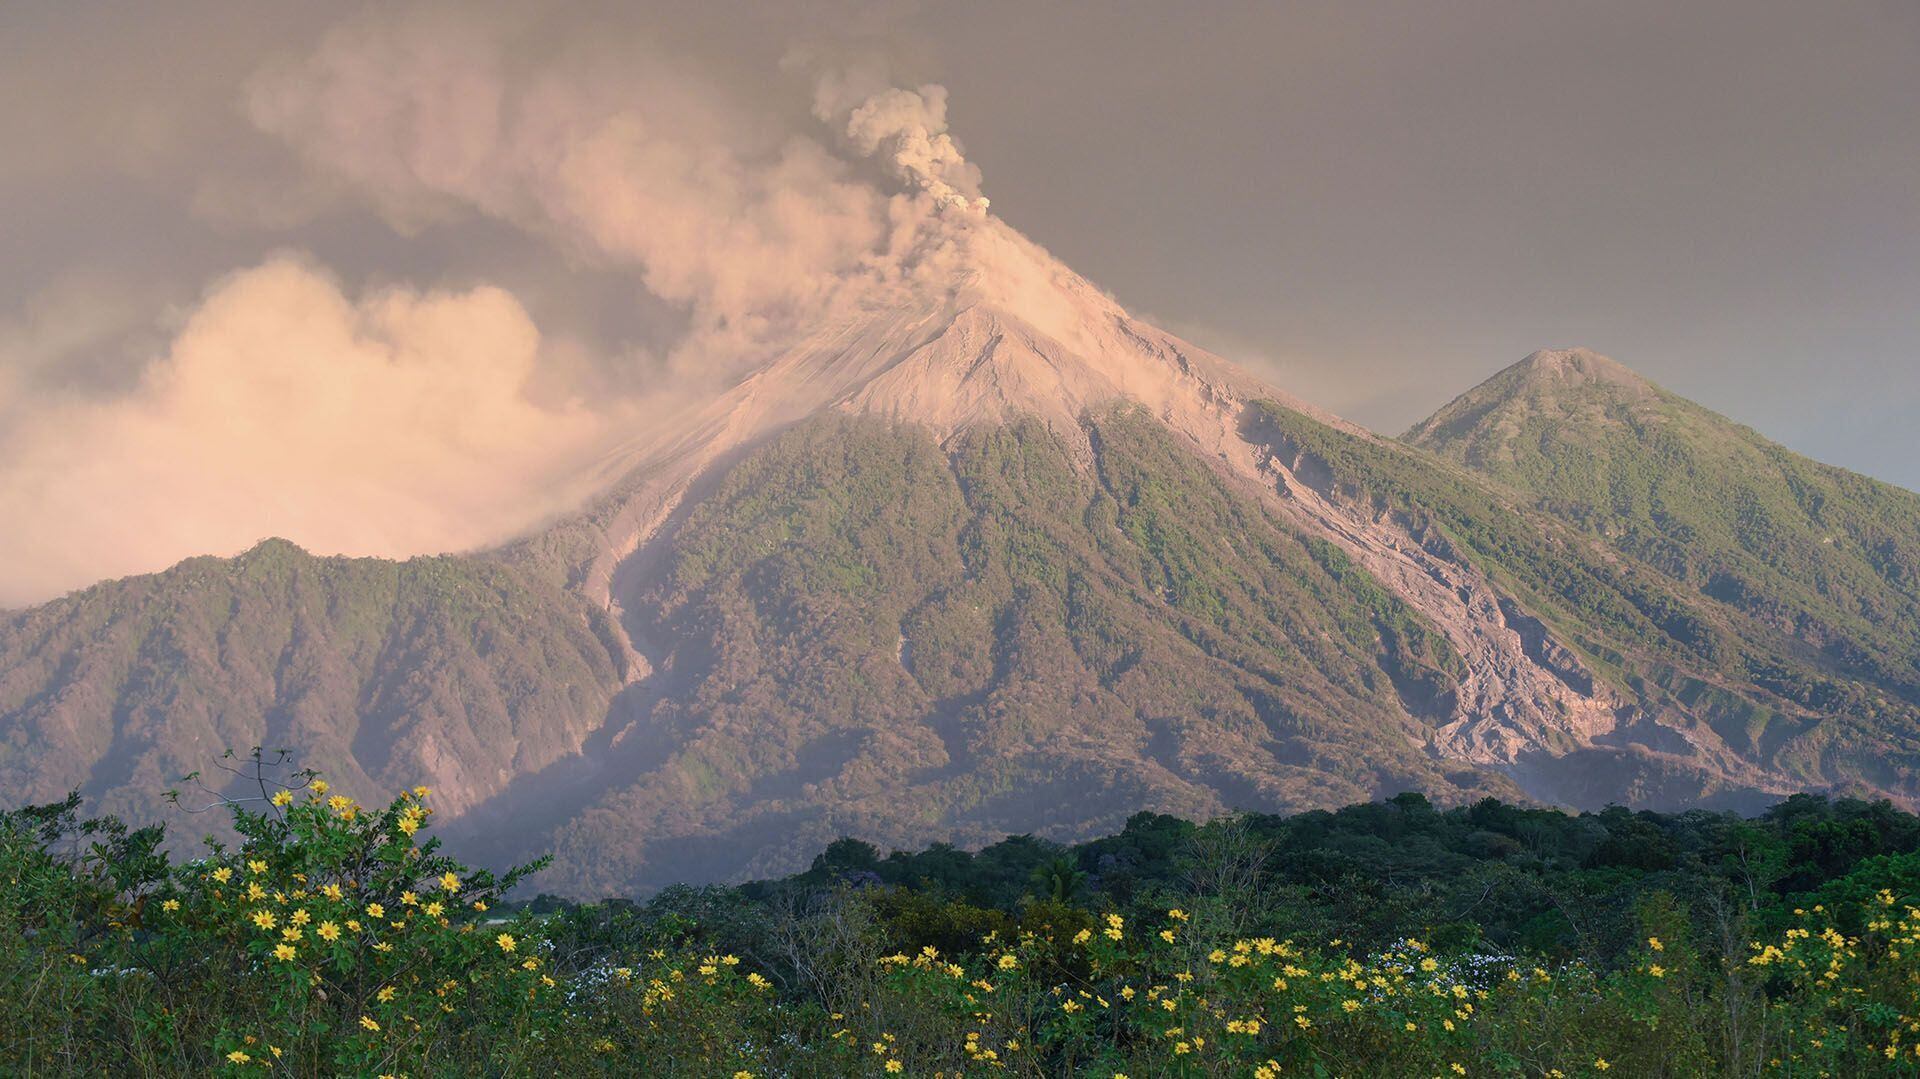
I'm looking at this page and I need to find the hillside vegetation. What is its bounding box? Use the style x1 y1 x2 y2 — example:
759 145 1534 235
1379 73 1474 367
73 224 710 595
1407 349 1920 701
0 541 624 837
1250 385 1920 809
6 351 1920 896
7 763 1920 1075
523 411 1505 893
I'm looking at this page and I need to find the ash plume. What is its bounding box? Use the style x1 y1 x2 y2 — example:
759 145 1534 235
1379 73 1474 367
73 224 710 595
0 5 1006 605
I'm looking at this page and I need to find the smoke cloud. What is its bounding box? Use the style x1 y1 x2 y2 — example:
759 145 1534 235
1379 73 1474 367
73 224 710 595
0 6 999 605
243 11 987 377
0 258 620 605
812 73 989 213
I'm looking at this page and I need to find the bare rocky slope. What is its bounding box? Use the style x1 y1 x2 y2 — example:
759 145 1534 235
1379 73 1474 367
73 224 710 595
3 214 1917 894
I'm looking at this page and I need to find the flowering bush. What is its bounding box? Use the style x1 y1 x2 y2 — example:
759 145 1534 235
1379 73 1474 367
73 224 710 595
0 756 787 1075
4 760 1920 1076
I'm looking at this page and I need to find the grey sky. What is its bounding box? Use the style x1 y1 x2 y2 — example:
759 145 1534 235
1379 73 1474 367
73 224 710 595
0 1 1915 600
912 1 1920 480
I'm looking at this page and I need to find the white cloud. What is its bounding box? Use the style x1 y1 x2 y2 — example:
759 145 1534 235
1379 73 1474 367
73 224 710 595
0 257 617 605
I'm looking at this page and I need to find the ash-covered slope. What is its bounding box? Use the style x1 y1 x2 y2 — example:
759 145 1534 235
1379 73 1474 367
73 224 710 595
4 216 1918 894
508 215 1346 612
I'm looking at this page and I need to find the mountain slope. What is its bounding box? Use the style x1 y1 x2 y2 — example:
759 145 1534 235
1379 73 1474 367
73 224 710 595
0 540 625 827
1407 348 1920 709
451 410 1513 891
1257 397 1920 809
4 216 1920 895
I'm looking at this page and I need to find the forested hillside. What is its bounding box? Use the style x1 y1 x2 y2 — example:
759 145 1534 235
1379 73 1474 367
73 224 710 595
0 540 624 834
1250 391 1920 809
8 775 1920 1075
1408 348 1920 704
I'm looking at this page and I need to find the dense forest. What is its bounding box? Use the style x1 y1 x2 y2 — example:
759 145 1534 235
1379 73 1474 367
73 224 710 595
6 754 1920 1075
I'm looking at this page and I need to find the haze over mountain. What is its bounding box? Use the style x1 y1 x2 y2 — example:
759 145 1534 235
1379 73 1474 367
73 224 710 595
3 6 1918 897
5 194 1918 893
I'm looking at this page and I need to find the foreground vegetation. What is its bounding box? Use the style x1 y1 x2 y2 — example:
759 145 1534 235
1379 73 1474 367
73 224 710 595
6 756 1920 1075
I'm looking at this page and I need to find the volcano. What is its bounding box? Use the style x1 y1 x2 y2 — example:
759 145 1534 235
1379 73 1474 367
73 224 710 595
4 211 1919 895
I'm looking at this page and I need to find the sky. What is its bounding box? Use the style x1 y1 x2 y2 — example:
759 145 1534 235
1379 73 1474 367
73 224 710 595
0 0 1916 605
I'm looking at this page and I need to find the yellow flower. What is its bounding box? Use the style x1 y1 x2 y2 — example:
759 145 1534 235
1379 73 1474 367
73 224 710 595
885 1062 903 1074
366 903 385 920
322 883 343 900
424 901 444 917
1595 1060 1610 1072
161 899 180 913
399 891 419 907
473 900 489 912
440 871 461 891
377 986 396 1003
997 954 1018 970
282 926 302 942
311 779 329 795
397 818 419 836
1167 908 1188 921
1420 957 1439 972
271 790 293 807
345 919 361 933
1648 936 1664 951
227 1050 251 1064
251 910 278 931
1648 964 1667 978
210 867 233 884
317 921 340 941
273 943 296 961
496 933 517 953
413 785 432 798
359 1015 380 1032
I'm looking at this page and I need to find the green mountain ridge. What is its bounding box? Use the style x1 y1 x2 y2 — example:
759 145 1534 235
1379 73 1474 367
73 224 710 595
3 336 1919 896
0 540 626 829
456 410 1518 894
1406 348 1920 715
1256 390 1920 808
